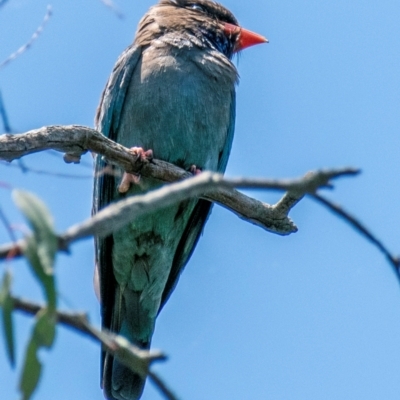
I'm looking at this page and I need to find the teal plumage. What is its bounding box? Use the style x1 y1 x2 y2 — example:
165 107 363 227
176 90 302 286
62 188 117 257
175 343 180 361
93 1 266 399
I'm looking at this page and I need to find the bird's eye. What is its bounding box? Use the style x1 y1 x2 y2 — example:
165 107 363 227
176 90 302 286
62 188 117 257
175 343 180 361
188 4 205 12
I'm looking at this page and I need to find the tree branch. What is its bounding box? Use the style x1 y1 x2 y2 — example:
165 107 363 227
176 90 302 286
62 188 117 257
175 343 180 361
12 296 178 400
0 125 358 240
0 90 11 133
0 169 357 261
99 0 124 19
311 193 400 276
0 0 10 9
2 124 397 395
0 6 53 70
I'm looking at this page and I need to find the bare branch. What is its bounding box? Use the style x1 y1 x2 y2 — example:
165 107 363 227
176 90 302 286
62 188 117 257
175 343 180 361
0 169 356 261
12 296 177 400
312 193 400 278
0 90 11 133
0 160 92 179
65 170 356 243
13 297 166 362
99 0 124 19
0 204 16 243
0 242 23 260
0 5 53 70
13 296 98 340
148 371 179 400
1 125 298 234
0 125 151 172
12 297 176 400
0 0 10 9
0 125 358 239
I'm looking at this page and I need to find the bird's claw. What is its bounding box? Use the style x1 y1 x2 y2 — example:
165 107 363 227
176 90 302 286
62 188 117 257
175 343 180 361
118 147 153 193
130 147 153 162
118 172 141 193
189 165 202 175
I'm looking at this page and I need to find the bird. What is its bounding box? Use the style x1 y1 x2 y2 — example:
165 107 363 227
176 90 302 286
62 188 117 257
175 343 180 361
92 1 266 399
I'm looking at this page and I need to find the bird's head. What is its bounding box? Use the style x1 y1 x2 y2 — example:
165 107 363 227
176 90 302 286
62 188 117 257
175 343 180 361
135 0 267 59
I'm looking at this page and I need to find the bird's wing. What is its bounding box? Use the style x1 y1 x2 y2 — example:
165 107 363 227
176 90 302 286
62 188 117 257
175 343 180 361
92 44 143 361
94 38 235 339
94 44 143 142
159 88 236 311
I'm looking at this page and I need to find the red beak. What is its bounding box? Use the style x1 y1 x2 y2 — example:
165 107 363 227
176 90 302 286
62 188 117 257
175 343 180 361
224 23 268 52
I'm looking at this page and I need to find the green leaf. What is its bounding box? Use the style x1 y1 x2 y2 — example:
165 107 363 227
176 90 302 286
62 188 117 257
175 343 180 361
24 240 57 311
19 339 41 400
12 189 57 274
33 309 56 349
19 309 57 400
0 270 15 367
12 190 58 310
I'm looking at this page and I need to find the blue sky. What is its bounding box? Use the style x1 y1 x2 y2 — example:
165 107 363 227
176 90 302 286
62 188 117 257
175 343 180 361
1 0 400 399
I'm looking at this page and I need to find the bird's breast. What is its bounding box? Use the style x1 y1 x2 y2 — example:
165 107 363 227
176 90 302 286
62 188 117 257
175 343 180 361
117 43 236 171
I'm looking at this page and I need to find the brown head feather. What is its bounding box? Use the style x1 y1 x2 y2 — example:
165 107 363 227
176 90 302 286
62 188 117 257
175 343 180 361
134 0 240 58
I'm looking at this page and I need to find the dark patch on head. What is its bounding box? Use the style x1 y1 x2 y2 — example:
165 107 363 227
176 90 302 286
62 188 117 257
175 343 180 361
176 0 238 25
159 0 240 58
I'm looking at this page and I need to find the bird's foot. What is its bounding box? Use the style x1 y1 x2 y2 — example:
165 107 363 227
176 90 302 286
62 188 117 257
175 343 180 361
118 172 140 193
130 146 154 162
118 147 153 193
189 165 202 175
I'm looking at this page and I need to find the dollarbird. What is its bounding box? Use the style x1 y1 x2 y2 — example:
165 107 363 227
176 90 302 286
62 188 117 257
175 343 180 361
93 1 266 399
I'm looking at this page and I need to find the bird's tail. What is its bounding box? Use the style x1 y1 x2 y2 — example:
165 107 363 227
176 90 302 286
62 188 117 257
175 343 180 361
102 288 154 400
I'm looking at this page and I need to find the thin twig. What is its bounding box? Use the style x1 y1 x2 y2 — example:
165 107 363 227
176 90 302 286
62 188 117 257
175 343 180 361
221 169 359 192
0 0 10 9
0 90 11 133
0 181 12 189
0 125 358 236
0 160 92 179
148 371 179 400
13 296 98 340
0 242 22 260
312 193 400 278
0 5 53 70
99 0 124 19
0 204 16 243
12 296 175 399
1 125 298 234
0 169 356 261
